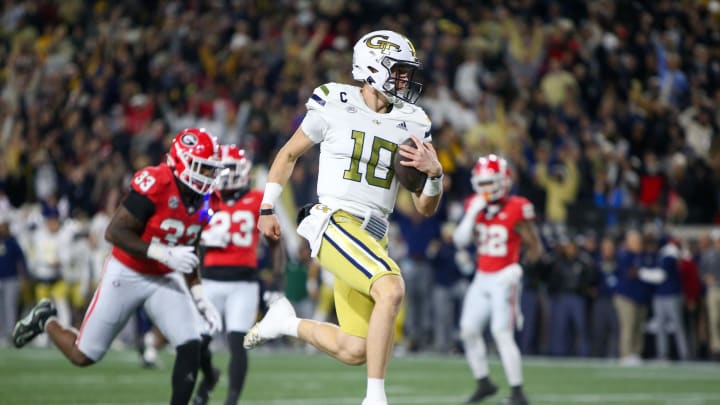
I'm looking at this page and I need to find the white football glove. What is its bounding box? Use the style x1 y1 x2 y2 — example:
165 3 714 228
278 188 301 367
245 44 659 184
146 244 199 274
467 193 487 216
200 226 231 248
191 285 222 335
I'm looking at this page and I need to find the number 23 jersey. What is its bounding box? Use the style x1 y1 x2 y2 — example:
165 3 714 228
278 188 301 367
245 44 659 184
472 195 535 273
300 82 432 218
112 164 211 275
202 189 263 268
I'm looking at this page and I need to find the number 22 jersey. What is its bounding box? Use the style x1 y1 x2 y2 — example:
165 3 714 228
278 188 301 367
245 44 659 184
472 196 535 273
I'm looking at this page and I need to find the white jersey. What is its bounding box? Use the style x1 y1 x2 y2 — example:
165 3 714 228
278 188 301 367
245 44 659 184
300 82 432 218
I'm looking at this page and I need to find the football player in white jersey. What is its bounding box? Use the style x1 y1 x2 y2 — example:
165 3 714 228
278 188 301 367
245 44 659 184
246 30 443 405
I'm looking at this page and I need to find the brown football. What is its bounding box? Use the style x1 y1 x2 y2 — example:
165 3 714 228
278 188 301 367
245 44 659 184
393 138 427 192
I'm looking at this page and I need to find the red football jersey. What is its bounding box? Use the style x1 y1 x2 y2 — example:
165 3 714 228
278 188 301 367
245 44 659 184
470 195 535 273
202 189 263 268
112 164 210 275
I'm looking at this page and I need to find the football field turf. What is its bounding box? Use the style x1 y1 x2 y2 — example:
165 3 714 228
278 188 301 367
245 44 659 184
1 347 719 405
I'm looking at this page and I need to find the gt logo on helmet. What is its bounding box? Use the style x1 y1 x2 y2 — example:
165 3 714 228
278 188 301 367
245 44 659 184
365 35 401 55
181 134 198 146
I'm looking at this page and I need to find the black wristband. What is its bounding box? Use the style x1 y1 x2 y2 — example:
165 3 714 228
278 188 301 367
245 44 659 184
429 173 444 180
259 208 275 216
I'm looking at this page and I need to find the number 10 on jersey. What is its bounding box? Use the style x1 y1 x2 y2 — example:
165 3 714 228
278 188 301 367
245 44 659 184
343 130 398 189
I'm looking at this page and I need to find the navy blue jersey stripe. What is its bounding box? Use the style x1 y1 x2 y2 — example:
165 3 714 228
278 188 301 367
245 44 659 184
311 94 326 106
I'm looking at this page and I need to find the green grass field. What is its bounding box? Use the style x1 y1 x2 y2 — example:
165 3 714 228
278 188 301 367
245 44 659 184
1 346 719 405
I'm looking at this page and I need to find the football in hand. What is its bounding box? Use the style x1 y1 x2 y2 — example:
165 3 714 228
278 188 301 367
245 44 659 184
393 138 427 192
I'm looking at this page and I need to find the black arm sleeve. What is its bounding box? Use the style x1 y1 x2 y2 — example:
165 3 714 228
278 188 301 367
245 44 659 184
122 189 156 224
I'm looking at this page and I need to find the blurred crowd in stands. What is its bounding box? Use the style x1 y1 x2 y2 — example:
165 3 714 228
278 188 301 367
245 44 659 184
1 0 720 362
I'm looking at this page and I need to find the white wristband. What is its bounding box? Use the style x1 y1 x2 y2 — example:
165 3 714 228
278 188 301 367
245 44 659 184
190 284 204 302
261 182 283 207
146 243 164 260
422 175 443 197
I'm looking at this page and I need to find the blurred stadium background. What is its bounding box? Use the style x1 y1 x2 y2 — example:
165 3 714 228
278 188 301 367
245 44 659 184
2 0 720 404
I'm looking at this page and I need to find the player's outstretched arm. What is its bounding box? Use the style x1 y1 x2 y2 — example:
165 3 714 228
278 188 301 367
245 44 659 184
516 219 543 263
258 127 316 240
453 194 486 248
399 135 444 216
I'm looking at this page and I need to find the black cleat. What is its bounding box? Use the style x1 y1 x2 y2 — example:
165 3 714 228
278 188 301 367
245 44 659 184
193 367 221 405
12 299 57 348
500 393 530 405
464 381 498 403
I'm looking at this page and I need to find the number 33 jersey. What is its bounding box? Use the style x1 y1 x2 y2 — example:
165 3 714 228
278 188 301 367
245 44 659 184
300 82 432 218
202 189 263 268
471 195 535 273
112 164 211 275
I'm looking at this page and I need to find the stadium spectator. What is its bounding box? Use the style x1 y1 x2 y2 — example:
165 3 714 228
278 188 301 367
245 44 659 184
284 243 314 321
700 230 720 360
518 253 549 356
27 210 71 333
649 238 689 361
614 230 653 366
591 236 619 358
547 236 594 357
392 195 442 352
0 214 26 346
427 222 471 353
679 237 703 359
533 142 580 226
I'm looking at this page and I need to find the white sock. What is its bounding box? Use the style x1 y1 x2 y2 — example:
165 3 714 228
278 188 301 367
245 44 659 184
366 378 386 401
283 317 301 337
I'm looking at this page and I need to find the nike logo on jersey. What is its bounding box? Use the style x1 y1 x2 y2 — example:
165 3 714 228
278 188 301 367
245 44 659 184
396 121 408 130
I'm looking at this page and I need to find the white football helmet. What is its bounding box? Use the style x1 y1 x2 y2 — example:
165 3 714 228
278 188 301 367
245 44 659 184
471 154 512 202
218 144 251 191
352 30 423 104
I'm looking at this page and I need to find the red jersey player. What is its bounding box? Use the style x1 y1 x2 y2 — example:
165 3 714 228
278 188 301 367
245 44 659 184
13 128 223 405
453 154 542 405
193 145 285 405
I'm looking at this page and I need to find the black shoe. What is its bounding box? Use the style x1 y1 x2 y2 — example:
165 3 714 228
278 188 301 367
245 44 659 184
12 299 57 348
499 393 529 405
193 367 221 405
464 381 498 403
